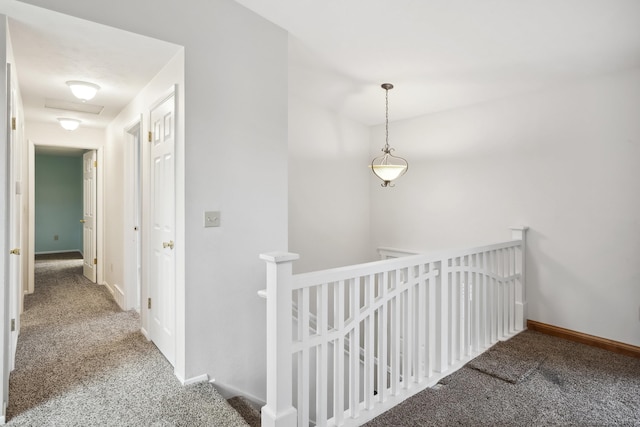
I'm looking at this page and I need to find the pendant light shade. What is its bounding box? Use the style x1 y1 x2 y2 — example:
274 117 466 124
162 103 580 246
66 80 100 101
370 83 408 187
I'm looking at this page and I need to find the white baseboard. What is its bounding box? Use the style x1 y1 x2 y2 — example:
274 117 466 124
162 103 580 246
112 284 125 309
210 379 266 408
140 327 150 340
103 281 115 296
176 373 209 386
34 249 82 255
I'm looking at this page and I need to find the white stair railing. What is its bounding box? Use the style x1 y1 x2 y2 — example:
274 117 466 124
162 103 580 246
261 227 528 427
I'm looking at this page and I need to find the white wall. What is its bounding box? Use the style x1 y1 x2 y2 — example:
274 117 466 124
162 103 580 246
21 0 289 401
104 48 184 342
26 122 105 150
370 69 640 347
288 95 372 273
0 15 10 421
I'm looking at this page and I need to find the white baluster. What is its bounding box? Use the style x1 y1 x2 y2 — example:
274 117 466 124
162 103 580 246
300 288 310 427
349 277 360 419
334 280 345 426
364 274 375 410
316 283 328 426
436 259 449 373
390 270 401 395
427 263 437 377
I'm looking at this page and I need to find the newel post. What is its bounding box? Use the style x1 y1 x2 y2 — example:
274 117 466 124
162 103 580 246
260 252 299 427
509 226 529 331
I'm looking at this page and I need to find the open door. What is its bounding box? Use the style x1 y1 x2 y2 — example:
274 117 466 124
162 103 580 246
82 150 97 283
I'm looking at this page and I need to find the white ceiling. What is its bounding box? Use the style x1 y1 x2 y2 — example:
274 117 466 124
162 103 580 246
1 0 640 130
237 0 640 125
0 1 181 130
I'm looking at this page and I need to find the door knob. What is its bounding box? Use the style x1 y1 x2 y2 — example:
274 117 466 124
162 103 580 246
9 248 20 255
80 219 86 223
163 240 174 249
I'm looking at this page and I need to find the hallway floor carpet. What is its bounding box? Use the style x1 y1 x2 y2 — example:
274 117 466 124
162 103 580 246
6 253 248 426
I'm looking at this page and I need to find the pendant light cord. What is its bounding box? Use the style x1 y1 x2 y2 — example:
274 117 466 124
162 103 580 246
384 87 390 152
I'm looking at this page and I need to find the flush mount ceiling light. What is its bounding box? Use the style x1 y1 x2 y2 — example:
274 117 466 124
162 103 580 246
370 83 408 187
58 118 81 131
66 80 100 102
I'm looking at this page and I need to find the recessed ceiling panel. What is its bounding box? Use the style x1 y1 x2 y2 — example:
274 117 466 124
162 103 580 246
44 98 104 115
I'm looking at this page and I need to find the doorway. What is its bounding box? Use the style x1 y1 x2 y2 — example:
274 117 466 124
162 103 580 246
27 144 104 294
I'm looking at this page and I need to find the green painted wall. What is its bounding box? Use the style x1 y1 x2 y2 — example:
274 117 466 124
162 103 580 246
35 154 83 253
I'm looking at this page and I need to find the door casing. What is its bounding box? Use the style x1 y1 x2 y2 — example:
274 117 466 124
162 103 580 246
27 143 104 294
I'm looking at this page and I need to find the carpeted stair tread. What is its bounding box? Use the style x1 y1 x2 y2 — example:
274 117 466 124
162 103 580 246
467 332 549 383
227 396 261 427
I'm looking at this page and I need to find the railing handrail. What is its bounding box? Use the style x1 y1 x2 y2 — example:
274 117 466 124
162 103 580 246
293 239 522 289
260 226 528 427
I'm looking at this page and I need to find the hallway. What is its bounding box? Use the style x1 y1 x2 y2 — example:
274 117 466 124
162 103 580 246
6 253 247 426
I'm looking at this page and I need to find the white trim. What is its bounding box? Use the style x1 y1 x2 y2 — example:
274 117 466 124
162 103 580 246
28 142 105 291
210 379 266 407
103 281 115 296
377 246 421 259
173 83 186 383
124 116 143 312
102 281 126 310
140 327 150 340
176 373 209 386
34 249 82 255
143 85 185 380
27 140 34 294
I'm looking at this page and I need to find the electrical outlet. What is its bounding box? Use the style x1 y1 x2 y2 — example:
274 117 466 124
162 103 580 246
54 234 59 241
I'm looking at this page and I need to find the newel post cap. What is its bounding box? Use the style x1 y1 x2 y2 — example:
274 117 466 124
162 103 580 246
259 252 300 263
509 225 529 240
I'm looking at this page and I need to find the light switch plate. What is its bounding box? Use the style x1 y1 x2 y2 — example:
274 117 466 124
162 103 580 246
204 211 221 227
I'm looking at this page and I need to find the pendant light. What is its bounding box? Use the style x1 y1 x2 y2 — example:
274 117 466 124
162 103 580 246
370 83 408 187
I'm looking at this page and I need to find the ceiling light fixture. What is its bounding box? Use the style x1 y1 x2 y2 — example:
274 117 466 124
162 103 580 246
370 83 408 187
66 80 100 102
58 118 81 131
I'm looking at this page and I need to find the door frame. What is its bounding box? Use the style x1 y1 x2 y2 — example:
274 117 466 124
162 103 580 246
7 63 22 372
81 150 98 283
27 141 104 293
140 85 185 381
124 116 143 312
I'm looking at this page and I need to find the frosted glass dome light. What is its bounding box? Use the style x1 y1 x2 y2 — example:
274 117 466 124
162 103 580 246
66 80 100 101
58 118 81 131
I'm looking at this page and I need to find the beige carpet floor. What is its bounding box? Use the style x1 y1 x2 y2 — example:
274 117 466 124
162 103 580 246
6 252 248 426
366 330 640 426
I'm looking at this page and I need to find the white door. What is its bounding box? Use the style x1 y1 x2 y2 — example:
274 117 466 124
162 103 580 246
148 91 176 365
7 64 21 370
82 150 97 282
